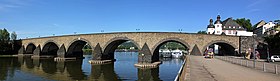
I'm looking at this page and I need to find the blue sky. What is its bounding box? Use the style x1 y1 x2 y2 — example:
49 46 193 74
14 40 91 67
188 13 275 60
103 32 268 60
0 0 279 39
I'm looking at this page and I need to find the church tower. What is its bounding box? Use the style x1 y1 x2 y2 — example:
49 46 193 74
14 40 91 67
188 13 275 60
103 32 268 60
207 19 215 34
214 15 223 35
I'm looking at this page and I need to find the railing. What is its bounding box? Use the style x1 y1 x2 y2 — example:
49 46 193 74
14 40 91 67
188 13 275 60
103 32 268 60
174 55 190 81
216 56 279 74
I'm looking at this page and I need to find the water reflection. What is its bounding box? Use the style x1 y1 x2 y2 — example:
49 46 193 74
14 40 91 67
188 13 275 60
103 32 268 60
138 68 162 81
90 63 120 81
0 52 183 81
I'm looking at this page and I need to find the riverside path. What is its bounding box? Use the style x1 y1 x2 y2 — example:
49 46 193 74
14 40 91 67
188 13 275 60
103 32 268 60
188 56 280 81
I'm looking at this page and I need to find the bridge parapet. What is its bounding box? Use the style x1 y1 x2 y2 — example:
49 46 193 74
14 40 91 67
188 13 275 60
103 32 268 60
19 32 242 64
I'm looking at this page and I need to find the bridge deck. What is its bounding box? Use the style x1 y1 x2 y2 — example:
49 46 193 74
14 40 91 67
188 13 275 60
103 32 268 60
188 56 280 81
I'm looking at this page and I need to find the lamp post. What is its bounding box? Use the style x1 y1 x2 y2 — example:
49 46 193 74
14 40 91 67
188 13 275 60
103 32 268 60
253 34 257 68
265 43 270 62
141 53 144 64
178 29 183 33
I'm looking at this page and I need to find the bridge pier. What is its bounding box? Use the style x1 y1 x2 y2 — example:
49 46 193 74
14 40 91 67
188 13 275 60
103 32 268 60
18 46 26 55
89 43 115 64
134 43 162 68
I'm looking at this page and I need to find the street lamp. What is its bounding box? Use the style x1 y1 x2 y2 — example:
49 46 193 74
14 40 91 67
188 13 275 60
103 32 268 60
141 53 144 64
264 43 270 62
253 34 257 68
178 29 183 33
136 29 140 32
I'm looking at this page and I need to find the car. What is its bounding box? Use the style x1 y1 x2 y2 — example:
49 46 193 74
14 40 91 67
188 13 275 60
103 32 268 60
270 55 280 62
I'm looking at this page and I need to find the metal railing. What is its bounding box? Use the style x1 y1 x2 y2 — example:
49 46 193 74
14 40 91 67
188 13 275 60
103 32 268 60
174 55 189 81
216 56 279 74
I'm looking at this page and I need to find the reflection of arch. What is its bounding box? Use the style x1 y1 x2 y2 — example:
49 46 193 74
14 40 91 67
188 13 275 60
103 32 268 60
26 43 36 54
202 40 237 56
151 38 190 62
42 40 59 56
67 38 92 58
103 37 140 60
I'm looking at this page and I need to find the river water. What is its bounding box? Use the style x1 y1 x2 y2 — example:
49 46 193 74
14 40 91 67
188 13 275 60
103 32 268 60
0 52 184 81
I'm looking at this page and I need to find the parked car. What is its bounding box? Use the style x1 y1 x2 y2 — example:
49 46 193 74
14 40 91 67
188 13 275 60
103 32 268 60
270 55 280 62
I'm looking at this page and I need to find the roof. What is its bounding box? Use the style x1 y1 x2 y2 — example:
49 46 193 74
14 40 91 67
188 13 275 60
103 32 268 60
214 20 222 24
207 19 215 28
254 20 266 28
214 15 222 24
207 24 215 28
222 18 245 30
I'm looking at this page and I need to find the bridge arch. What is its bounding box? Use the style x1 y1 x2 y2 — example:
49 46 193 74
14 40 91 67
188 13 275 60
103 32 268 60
42 40 59 56
151 38 190 62
26 43 36 54
66 38 93 58
202 40 237 56
103 37 140 60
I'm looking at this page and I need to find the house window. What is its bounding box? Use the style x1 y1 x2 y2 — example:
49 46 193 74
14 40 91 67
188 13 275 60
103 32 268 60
239 27 241 28
233 26 235 28
224 26 226 28
229 26 231 28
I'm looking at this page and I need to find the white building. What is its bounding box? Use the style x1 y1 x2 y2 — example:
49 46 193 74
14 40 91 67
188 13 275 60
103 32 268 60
207 15 253 36
253 20 277 36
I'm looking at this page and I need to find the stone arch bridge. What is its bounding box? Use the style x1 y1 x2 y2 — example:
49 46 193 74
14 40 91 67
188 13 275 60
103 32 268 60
18 32 247 63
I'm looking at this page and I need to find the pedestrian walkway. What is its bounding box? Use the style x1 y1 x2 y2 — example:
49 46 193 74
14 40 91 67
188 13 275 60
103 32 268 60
189 56 280 81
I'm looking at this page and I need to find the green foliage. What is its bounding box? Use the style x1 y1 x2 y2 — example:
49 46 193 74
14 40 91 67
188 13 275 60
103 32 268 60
0 28 10 43
234 18 252 31
11 31 17 41
117 41 138 49
159 42 186 50
264 32 280 50
197 30 207 34
0 28 12 53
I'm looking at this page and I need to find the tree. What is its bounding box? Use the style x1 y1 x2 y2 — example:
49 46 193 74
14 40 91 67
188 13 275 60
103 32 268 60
197 30 207 34
234 18 253 32
0 28 10 43
0 28 11 53
264 32 280 55
11 31 17 41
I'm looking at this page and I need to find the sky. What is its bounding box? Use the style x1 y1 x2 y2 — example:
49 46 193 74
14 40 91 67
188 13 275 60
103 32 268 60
0 0 279 39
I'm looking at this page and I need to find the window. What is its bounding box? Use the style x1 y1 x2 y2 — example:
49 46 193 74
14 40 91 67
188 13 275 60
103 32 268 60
229 26 231 28
233 26 235 28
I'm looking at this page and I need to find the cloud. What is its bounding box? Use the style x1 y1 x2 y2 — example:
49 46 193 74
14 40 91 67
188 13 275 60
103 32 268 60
247 0 265 8
0 0 32 11
52 24 59 27
247 9 261 13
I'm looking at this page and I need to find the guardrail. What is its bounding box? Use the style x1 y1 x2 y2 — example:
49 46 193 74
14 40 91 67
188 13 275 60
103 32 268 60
174 55 190 81
216 56 279 74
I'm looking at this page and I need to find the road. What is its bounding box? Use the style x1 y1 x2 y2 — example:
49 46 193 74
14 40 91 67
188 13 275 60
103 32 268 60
189 56 280 81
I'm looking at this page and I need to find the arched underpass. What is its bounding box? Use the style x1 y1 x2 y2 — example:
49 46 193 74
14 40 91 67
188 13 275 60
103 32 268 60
103 39 139 60
152 40 189 62
26 43 36 54
41 42 59 56
66 40 92 58
204 42 236 56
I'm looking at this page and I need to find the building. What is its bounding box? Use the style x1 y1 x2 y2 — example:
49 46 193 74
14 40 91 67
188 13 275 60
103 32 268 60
207 15 253 36
253 20 278 36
